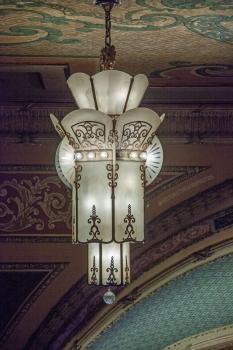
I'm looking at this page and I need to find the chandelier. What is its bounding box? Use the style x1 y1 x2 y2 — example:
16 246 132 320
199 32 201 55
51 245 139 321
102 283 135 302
50 0 164 298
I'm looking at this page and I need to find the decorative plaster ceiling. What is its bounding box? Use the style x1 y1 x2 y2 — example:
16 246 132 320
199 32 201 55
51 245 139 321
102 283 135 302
88 253 233 350
0 0 232 74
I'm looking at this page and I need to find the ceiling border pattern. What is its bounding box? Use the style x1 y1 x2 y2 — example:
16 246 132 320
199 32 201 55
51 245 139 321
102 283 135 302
0 0 232 52
146 178 233 242
1 108 233 144
146 165 209 200
162 323 233 350
0 174 71 237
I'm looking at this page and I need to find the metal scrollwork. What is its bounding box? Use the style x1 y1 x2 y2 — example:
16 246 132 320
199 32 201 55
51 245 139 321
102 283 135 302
106 163 119 188
74 164 82 189
106 256 118 285
123 204 136 241
140 164 145 187
144 131 156 150
90 256 98 285
87 205 102 242
121 121 152 150
107 129 118 148
67 132 79 150
72 121 105 149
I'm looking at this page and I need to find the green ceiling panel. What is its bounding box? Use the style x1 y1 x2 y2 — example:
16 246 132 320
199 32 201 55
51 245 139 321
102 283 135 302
89 254 233 350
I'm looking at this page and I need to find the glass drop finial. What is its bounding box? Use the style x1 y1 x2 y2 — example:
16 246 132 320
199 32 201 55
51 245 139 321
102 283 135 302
103 288 116 304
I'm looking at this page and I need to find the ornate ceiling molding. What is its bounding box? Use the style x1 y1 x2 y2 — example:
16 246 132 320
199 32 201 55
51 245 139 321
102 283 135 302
146 178 233 243
0 107 233 144
0 174 71 239
162 324 233 350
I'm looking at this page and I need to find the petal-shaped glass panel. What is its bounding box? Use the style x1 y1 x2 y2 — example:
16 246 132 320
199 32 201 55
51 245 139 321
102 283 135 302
67 73 95 109
93 70 132 115
116 107 164 150
126 74 149 111
61 109 113 150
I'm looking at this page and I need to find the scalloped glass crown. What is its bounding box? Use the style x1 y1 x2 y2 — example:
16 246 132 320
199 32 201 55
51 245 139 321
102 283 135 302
67 70 149 116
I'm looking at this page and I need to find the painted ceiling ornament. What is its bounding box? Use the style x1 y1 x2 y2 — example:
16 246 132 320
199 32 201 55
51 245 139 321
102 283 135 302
50 0 164 300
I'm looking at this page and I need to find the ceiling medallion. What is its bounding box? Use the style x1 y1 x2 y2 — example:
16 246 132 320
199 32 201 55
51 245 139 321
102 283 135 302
51 0 164 303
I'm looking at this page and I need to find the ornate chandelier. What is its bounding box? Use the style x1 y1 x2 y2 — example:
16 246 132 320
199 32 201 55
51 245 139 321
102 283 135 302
50 0 164 293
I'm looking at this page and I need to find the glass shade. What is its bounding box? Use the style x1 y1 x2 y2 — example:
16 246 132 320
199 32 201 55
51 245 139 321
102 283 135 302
67 73 95 110
126 74 149 110
61 109 112 150
114 161 144 242
93 70 132 115
72 159 113 243
88 242 130 285
66 70 149 116
55 137 75 189
116 107 164 151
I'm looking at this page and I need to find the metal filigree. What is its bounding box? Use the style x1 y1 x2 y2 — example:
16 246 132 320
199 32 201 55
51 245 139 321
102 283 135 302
107 129 118 148
125 256 130 285
123 204 136 241
106 256 118 285
74 164 82 189
140 164 145 187
121 121 152 150
106 163 119 188
87 205 102 242
72 121 105 149
90 256 98 285
143 131 156 150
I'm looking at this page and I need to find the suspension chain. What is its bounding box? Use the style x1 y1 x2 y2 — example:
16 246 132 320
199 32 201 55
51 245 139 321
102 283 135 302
100 3 116 71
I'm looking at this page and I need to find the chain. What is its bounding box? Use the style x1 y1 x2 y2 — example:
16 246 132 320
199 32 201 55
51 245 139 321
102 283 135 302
100 3 116 70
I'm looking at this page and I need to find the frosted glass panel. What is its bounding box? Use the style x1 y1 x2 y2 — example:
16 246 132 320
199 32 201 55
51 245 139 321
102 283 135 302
72 184 78 243
67 73 95 109
116 107 164 150
102 242 121 285
88 242 130 285
77 161 112 243
57 137 75 187
93 70 132 115
61 109 113 149
126 74 149 110
88 243 100 285
115 161 144 242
